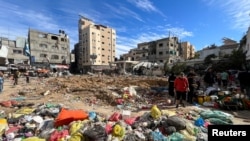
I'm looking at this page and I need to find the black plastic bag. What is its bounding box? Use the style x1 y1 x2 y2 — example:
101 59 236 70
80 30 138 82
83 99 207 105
83 124 107 141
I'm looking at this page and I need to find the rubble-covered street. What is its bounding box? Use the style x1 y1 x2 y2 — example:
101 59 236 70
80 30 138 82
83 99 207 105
0 75 250 141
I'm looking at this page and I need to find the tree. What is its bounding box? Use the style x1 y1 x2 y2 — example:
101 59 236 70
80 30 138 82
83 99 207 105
204 54 216 66
229 48 247 70
171 63 186 74
193 52 200 59
163 62 171 74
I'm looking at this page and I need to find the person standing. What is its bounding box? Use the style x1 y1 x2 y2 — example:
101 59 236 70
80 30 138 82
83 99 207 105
0 72 4 93
174 72 189 108
203 68 215 88
216 71 222 88
13 70 20 85
25 71 30 83
221 71 229 89
187 72 196 104
168 72 176 97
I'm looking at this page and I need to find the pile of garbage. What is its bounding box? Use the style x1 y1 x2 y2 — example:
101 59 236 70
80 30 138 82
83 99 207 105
196 86 250 110
0 103 234 141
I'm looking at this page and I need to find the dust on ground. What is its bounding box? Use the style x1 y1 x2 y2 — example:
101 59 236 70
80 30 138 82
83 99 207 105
0 75 167 116
1 75 250 125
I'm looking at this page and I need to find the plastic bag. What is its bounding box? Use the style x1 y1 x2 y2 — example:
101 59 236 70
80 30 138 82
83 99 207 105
179 130 197 141
150 129 168 141
168 132 184 141
166 115 186 131
112 124 125 140
109 112 122 122
194 117 204 127
83 124 107 141
150 105 161 119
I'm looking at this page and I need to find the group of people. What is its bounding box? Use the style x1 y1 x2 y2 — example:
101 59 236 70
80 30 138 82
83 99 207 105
203 68 250 98
168 69 200 108
203 68 233 89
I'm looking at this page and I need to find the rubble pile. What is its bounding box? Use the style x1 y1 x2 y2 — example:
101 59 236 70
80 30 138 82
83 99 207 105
45 75 167 105
0 103 234 141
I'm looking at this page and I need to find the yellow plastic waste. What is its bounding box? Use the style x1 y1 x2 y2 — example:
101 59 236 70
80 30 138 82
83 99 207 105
161 110 176 117
112 124 125 140
22 137 46 141
69 132 85 141
123 94 129 99
69 120 88 135
185 120 195 135
204 96 211 102
179 130 197 141
150 105 161 119
12 107 36 118
69 120 89 141
0 118 8 136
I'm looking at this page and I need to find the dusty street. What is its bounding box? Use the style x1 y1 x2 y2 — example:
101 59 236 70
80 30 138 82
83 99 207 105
0 74 250 125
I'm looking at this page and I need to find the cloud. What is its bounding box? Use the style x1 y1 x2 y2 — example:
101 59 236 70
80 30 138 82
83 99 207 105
127 0 166 17
203 0 250 31
166 27 193 39
104 3 144 22
0 1 59 39
127 0 157 12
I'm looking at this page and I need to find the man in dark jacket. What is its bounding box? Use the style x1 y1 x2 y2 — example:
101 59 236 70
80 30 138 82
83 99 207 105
168 72 176 97
238 71 250 98
203 68 215 88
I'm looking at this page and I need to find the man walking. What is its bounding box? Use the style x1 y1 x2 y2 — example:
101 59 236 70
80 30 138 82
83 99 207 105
174 72 189 108
13 70 20 85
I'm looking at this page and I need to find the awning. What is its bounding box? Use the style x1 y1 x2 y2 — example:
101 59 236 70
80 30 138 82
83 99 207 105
50 64 69 69
0 66 8 70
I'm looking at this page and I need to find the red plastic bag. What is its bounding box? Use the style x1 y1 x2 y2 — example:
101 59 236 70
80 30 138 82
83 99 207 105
49 129 69 141
116 99 124 104
0 101 12 107
108 112 121 121
124 117 137 125
54 108 88 127
105 123 113 134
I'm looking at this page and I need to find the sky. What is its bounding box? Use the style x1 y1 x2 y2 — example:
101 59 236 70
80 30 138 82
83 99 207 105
0 0 250 57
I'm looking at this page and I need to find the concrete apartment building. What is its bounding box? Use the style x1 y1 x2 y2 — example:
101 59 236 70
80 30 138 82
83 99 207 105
243 27 250 60
0 37 29 67
181 41 195 60
198 38 238 60
77 16 116 73
120 37 188 66
28 29 70 68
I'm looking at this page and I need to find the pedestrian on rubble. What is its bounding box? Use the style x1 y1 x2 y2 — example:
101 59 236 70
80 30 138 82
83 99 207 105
25 71 30 83
174 72 189 108
168 72 176 97
13 70 20 85
0 72 4 93
203 68 215 88
221 70 229 89
187 72 196 104
216 71 222 87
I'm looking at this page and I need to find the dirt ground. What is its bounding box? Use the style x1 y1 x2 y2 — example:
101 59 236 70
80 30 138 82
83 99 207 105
0 74 250 125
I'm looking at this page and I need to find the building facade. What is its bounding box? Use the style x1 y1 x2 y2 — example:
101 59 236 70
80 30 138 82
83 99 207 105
198 38 238 60
181 41 195 60
245 27 250 60
0 37 29 67
120 37 184 66
28 29 70 68
77 16 116 73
